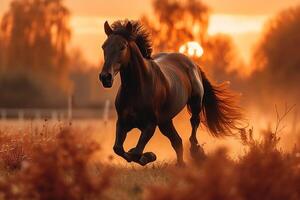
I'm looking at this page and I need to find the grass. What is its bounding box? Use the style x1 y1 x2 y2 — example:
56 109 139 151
146 129 300 200
0 128 111 200
0 118 299 200
106 164 170 200
0 123 172 200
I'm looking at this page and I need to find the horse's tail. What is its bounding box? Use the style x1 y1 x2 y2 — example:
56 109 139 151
199 69 244 137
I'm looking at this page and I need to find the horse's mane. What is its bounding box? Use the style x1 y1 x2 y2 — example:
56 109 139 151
111 20 153 59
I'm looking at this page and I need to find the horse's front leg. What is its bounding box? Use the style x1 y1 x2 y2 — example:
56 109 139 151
128 123 157 165
113 120 132 162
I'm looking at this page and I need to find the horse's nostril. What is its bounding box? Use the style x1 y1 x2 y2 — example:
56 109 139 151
106 73 112 81
100 73 112 82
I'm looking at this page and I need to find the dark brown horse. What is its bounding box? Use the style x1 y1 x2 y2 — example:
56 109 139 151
99 20 243 166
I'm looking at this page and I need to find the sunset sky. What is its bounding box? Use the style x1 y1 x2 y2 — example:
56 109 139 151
1 0 300 66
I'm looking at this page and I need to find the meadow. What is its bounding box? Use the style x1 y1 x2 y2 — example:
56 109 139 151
0 108 299 200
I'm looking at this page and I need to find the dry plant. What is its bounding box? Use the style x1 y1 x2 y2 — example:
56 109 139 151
0 122 59 171
240 104 295 150
146 139 300 200
0 128 111 200
0 132 45 171
146 104 300 200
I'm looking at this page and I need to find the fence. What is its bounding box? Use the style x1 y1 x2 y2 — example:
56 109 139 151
0 100 113 122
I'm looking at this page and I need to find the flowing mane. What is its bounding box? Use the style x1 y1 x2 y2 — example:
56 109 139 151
111 20 153 59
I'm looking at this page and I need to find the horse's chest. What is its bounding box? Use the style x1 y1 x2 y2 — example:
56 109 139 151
121 106 139 119
118 103 154 127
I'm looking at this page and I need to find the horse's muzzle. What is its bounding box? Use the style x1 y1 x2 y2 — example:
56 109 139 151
99 72 113 88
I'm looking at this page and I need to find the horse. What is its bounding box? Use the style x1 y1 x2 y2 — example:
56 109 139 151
99 20 243 166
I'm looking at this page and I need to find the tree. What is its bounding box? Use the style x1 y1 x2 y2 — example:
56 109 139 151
251 6 300 100
202 34 241 81
0 0 71 108
0 32 3 71
1 0 71 87
141 0 241 82
141 0 209 52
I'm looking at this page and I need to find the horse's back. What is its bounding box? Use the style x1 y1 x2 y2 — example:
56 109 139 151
153 52 194 92
153 52 194 70
153 52 204 97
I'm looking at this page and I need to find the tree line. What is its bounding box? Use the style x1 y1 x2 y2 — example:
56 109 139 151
0 0 71 108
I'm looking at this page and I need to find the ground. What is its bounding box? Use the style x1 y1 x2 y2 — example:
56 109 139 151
0 111 299 200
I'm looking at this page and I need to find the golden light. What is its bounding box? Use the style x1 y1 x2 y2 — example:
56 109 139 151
179 41 204 58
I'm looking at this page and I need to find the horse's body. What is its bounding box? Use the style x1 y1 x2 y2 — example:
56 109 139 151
153 53 203 121
99 20 243 165
117 52 202 124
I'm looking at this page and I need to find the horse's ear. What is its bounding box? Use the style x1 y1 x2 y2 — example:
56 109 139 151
126 21 132 33
104 21 113 36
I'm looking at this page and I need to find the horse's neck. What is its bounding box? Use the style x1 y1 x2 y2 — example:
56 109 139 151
120 43 150 92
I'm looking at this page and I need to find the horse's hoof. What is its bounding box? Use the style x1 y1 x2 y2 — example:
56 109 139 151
123 152 133 162
138 152 157 166
127 148 142 162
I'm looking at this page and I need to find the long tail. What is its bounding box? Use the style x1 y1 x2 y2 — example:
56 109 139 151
199 70 244 137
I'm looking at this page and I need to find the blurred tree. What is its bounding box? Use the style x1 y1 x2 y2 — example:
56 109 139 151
141 0 209 52
0 33 3 71
1 0 71 87
0 0 71 108
251 6 300 100
202 34 243 81
141 0 241 82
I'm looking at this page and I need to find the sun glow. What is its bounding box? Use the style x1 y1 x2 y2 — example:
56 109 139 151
179 41 204 57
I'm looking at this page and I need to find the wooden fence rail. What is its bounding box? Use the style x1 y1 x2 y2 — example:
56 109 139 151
0 107 113 121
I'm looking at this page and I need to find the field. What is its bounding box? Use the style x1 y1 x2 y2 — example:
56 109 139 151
0 108 299 200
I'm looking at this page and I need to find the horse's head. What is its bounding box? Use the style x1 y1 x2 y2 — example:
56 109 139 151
99 21 132 88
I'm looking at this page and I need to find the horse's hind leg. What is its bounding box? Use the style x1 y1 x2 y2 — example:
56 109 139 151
188 97 206 161
158 121 184 165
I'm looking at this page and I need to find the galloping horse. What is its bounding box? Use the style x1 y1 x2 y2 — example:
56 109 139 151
99 20 243 166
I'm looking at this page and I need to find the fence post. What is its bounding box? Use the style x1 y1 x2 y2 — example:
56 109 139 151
18 110 24 122
35 109 41 121
68 94 73 121
51 110 58 121
1 109 6 121
103 100 110 126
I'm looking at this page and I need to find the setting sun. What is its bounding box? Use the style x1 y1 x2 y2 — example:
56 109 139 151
179 41 204 57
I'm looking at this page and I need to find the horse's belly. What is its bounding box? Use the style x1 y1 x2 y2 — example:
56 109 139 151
158 68 191 121
163 86 189 119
